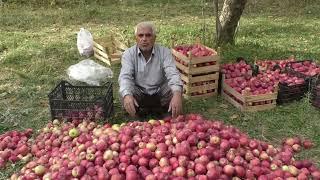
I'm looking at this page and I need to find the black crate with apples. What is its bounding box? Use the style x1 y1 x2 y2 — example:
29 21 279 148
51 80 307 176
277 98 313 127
262 70 309 104
255 56 295 72
310 76 320 109
48 81 113 121
286 60 320 80
277 81 309 104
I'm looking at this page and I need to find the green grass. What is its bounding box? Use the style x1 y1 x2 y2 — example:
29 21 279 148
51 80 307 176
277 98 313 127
1 0 320 178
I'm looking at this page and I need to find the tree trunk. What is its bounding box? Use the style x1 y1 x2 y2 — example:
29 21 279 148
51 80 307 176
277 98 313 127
215 0 247 46
214 0 221 45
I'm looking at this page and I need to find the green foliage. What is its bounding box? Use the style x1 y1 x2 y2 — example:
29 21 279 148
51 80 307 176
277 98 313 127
0 0 320 178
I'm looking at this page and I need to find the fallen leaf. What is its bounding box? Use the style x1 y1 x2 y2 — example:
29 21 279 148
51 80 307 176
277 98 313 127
0 92 8 97
243 116 250 121
10 98 17 103
219 104 228 109
230 114 239 120
207 108 218 115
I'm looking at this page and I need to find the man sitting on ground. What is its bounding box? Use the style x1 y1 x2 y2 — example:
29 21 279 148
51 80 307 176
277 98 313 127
118 21 183 118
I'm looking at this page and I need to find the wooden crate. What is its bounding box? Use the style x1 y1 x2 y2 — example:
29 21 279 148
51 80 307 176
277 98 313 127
93 35 128 66
181 71 220 98
221 76 278 112
172 44 220 99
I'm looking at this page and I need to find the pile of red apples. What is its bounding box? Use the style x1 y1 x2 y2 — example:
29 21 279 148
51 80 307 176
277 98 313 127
0 129 33 168
221 61 252 79
5 114 319 180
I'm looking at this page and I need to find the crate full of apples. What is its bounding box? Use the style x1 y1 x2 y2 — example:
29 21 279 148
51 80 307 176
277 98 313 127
172 44 220 98
260 70 309 104
48 81 114 121
286 60 320 80
221 74 278 112
255 57 295 72
259 69 309 104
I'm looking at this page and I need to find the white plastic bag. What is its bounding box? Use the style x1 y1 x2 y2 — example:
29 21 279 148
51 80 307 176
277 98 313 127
77 28 93 57
67 59 113 86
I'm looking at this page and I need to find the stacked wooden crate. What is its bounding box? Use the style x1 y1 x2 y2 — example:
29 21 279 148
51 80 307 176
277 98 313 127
172 44 220 99
93 35 128 66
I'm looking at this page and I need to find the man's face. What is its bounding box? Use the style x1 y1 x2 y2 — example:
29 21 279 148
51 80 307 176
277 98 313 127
135 27 156 52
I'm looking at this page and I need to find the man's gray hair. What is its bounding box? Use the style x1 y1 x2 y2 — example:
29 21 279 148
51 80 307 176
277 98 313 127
134 21 157 36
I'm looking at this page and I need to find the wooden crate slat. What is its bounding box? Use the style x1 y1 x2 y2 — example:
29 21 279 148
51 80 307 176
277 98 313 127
94 53 111 66
110 58 121 64
189 65 220 75
93 47 110 60
189 73 219 83
190 55 220 64
180 74 189 83
222 81 245 102
93 41 107 52
172 49 190 64
110 51 122 58
181 73 219 84
175 62 189 74
222 91 276 112
185 82 218 93
245 93 278 102
93 41 112 52
245 102 276 112
94 47 109 59
113 39 128 51
221 91 244 110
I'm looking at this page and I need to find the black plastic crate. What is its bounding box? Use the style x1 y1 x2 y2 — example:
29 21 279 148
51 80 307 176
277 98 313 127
277 81 309 104
48 81 113 121
311 93 320 108
310 76 320 108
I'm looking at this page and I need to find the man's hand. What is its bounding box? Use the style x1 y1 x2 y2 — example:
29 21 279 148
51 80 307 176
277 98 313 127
123 95 139 117
168 91 182 118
